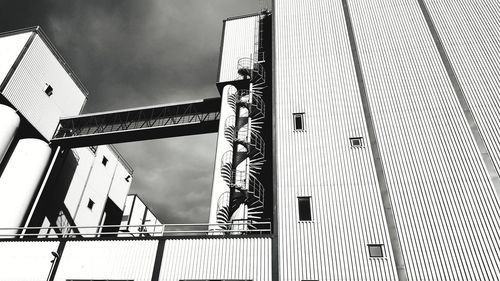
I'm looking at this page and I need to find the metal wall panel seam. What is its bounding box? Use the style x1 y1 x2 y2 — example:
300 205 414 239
417 0 500 201
341 1 407 280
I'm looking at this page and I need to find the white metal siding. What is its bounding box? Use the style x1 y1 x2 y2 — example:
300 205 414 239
54 240 158 281
0 240 59 281
348 0 500 279
64 147 96 217
275 0 398 280
1 33 86 140
158 237 272 281
0 32 31 86
218 16 258 82
425 1 500 190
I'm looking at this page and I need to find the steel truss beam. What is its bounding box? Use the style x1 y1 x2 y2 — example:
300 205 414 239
51 97 221 148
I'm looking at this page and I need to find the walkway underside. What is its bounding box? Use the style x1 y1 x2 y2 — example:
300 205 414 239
51 97 221 148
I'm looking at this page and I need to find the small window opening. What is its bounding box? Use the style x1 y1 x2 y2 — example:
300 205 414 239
87 199 95 210
368 244 384 257
293 113 304 131
350 137 363 147
122 215 129 221
125 175 131 182
102 156 108 166
43 83 53 97
298 197 312 221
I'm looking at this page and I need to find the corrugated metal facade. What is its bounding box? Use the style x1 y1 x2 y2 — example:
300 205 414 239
425 0 500 189
0 31 31 86
55 240 158 281
275 0 500 280
0 237 271 281
0 240 59 281
218 16 258 82
274 0 398 280
1 33 86 140
348 0 500 279
158 237 272 281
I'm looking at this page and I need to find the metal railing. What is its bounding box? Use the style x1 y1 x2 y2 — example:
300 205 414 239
0 222 271 239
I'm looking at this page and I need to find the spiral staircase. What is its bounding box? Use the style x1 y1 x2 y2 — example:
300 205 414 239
216 57 268 231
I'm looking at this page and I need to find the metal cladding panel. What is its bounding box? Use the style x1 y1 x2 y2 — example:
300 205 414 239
0 32 31 86
275 0 398 280
0 240 60 281
73 146 118 234
425 2 500 186
218 16 258 82
159 237 272 281
1 33 86 140
107 161 132 210
54 240 158 281
348 0 500 279
63 147 96 217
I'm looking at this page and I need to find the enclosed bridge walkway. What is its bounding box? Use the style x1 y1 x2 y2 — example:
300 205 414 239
51 97 221 147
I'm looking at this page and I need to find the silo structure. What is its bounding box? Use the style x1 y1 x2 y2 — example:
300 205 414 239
0 104 20 163
0 138 52 233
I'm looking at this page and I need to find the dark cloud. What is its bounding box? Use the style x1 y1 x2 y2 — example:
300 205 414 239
1 0 260 223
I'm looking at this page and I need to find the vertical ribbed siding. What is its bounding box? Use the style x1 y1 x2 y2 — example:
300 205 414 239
348 0 500 279
218 16 258 82
275 0 398 280
1 34 86 140
0 240 60 281
424 1 500 194
158 237 272 281
54 240 158 281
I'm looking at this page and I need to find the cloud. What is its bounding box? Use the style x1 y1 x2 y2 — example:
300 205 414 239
1 0 259 223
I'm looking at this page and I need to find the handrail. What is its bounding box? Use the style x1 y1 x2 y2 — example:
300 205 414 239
0 222 272 238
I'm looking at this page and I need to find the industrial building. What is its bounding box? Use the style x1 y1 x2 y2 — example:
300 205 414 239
0 28 134 239
1 0 500 280
119 194 164 237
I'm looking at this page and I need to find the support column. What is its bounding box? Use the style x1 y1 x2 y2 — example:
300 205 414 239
0 138 52 234
0 104 20 164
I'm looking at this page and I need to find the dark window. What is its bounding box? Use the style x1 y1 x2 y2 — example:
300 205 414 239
298 197 312 221
293 113 304 131
43 83 53 96
87 199 95 210
350 137 363 147
121 215 129 221
102 156 108 166
125 175 131 182
368 244 384 257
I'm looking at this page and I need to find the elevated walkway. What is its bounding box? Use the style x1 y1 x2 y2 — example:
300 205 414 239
51 97 221 148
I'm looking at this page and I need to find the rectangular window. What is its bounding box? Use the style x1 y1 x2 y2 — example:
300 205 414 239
350 137 363 147
102 156 108 166
87 199 95 210
43 83 53 96
293 113 304 131
298 197 312 221
368 244 384 257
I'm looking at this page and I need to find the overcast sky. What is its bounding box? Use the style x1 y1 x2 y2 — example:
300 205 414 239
0 0 264 223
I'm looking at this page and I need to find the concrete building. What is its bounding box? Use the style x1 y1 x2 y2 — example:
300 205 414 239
1 0 500 280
